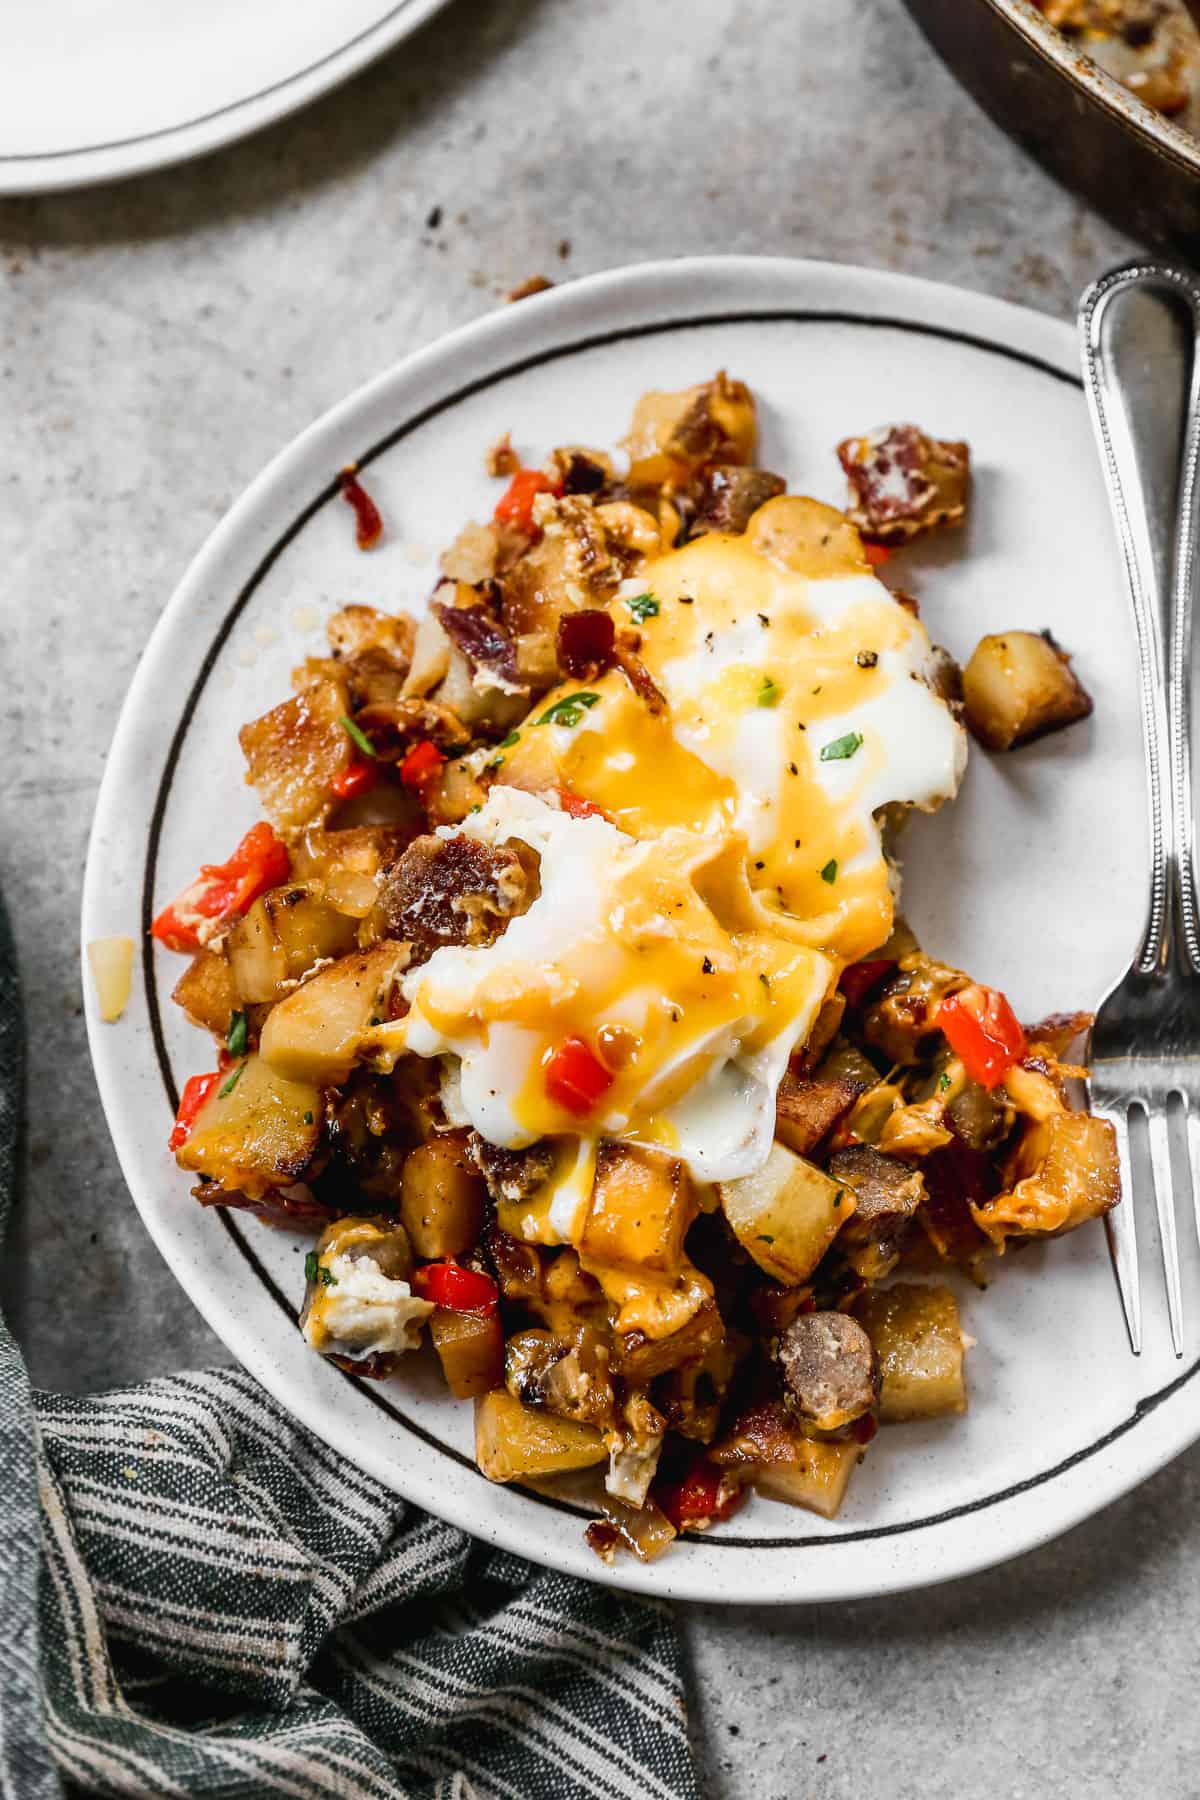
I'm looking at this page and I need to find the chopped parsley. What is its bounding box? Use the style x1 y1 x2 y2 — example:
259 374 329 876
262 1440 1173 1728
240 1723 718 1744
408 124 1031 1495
226 1010 248 1059
820 859 838 884
757 1234 775 1244
833 1189 845 1207
757 676 781 708
304 1251 336 1288
497 730 521 749
625 591 660 622
820 730 864 763
302 1110 314 1125
535 691 601 729
938 1073 952 1094
219 1061 245 1098
339 714 377 758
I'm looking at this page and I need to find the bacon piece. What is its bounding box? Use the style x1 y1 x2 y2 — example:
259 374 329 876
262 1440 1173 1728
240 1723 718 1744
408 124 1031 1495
837 424 970 545
613 629 667 715
433 597 524 692
372 834 539 958
557 609 615 680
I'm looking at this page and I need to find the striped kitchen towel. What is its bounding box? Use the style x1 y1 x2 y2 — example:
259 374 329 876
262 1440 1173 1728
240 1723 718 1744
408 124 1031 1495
0 896 698 1800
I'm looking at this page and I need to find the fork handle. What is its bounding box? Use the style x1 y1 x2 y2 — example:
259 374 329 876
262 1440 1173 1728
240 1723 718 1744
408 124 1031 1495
1080 263 1200 977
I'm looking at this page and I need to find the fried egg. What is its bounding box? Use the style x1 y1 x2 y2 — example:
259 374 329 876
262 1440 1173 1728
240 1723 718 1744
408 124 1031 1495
397 493 965 1239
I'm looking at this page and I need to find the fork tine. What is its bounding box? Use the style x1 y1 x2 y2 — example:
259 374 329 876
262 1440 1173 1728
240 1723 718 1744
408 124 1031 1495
1103 1104 1143 1355
1148 1105 1184 1358
1183 1095 1200 1257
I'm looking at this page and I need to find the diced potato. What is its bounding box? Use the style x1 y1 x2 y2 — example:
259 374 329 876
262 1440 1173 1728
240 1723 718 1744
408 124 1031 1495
774 1068 863 1155
745 495 869 580
431 1309 505 1399
474 1389 607 1483
226 884 360 1004
175 1053 321 1200
718 1141 856 1284
855 1282 967 1422
962 630 1093 752
400 1131 487 1259
172 950 237 1037
973 1112 1119 1247
711 1401 860 1519
579 1143 695 1274
258 943 409 1085
586 1496 677 1564
615 1301 724 1384
623 372 757 486
290 825 411 918
238 676 350 830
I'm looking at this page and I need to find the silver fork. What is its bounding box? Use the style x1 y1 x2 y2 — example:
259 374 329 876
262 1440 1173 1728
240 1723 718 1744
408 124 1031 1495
1079 261 1200 1358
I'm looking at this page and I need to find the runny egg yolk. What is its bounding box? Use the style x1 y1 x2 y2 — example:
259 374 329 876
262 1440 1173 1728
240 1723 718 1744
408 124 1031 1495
401 786 833 1184
501 495 966 965
395 494 966 1264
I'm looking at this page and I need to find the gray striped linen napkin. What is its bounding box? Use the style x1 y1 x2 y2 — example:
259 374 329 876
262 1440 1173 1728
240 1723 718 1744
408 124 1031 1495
0 895 699 1800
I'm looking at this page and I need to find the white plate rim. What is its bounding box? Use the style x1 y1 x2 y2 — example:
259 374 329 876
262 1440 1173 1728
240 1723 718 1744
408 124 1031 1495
0 0 450 196
80 254 1200 1604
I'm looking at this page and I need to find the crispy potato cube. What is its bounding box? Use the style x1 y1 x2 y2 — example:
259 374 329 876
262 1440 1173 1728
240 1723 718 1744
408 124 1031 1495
257 943 409 1086
962 630 1093 752
172 950 237 1037
400 1130 487 1260
431 1309 505 1399
474 1389 607 1483
718 1142 855 1284
711 1401 860 1519
579 1143 695 1273
774 1068 864 1155
238 676 350 831
855 1282 967 1422
175 1053 321 1199
290 825 410 919
624 372 757 486
226 884 359 1004
615 1302 724 1384
745 494 868 580
973 1112 1119 1247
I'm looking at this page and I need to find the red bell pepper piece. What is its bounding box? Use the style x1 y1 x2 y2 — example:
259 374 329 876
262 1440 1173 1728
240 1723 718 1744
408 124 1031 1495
412 1261 499 1316
494 468 559 536
558 785 605 820
168 1071 221 1151
330 759 379 801
864 541 892 568
399 740 447 789
544 1036 614 1116
151 822 290 953
838 958 896 1009
339 467 383 550
937 984 1026 1091
654 1461 742 1531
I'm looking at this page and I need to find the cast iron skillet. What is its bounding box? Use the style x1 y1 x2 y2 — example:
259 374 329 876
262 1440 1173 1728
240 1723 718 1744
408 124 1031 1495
902 0 1200 258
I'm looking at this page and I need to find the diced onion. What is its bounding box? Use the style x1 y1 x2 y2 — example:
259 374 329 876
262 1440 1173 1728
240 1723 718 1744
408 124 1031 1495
87 936 134 1023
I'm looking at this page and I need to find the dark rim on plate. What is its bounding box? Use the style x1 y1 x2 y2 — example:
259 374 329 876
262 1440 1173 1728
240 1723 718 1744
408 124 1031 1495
140 305 1200 1549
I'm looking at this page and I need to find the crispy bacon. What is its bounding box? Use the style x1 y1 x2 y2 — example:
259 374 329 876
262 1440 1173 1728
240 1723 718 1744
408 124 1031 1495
613 630 667 715
373 834 539 958
434 597 524 691
837 424 970 545
557 609 616 679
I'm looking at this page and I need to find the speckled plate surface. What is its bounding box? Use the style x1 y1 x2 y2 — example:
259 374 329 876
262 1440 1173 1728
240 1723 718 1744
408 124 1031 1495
0 0 449 194
81 257 1200 1603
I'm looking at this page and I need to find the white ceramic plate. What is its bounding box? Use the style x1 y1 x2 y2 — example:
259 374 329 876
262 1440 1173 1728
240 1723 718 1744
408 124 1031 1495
0 0 449 194
82 257 1200 1605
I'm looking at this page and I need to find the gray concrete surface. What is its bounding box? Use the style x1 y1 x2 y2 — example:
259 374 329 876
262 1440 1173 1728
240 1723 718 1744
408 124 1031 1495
1 0 1190 1794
